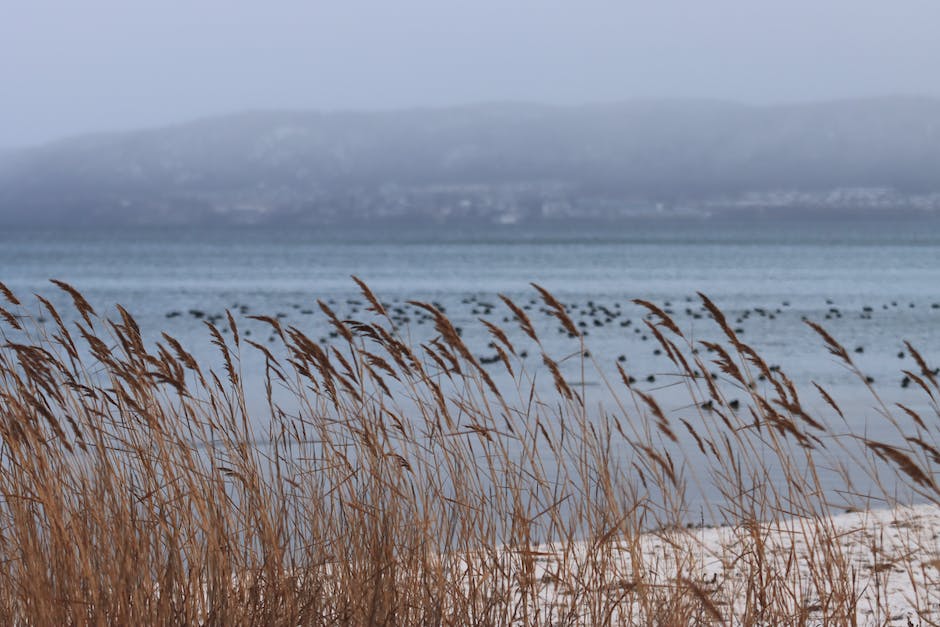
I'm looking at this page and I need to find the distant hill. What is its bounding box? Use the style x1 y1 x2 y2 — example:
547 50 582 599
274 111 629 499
2 98 940 225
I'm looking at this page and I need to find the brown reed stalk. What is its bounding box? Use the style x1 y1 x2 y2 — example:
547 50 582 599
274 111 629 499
0 281 933 625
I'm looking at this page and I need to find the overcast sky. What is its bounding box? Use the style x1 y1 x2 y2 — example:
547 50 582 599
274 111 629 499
2 1 939 147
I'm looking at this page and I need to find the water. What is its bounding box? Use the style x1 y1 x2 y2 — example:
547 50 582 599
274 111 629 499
2 217 939 513
3 217 938 385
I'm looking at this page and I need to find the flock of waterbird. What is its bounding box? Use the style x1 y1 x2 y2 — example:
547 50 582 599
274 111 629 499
162 292 940 394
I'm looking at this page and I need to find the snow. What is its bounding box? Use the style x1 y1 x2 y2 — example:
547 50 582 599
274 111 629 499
492 504 940 625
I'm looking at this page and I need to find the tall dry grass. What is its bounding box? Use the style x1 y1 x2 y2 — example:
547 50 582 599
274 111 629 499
0 278 938 625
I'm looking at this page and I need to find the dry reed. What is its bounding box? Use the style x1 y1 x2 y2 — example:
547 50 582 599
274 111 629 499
0 280 936 625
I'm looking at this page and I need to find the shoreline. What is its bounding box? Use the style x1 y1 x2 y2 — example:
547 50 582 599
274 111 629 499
514 503 940 625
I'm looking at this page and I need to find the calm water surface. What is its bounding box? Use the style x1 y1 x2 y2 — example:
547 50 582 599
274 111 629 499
3 218 938 386
2 217 939 511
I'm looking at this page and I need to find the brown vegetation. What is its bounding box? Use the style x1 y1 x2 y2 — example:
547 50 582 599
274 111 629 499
0 278 938 625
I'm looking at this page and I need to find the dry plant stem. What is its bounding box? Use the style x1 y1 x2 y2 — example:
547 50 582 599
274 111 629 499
0 279 935 624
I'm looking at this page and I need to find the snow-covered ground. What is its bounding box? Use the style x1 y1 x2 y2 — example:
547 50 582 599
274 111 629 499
489 504 940 625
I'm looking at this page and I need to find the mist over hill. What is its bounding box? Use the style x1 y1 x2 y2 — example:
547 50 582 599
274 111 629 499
2 98 940 226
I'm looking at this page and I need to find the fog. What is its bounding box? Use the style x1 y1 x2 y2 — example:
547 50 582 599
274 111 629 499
3 1 940 148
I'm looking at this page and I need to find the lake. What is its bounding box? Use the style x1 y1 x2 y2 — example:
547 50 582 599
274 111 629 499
2 216 939 511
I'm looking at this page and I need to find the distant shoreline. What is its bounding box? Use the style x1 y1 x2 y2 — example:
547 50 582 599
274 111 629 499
3 207 940 229
5 97 940 227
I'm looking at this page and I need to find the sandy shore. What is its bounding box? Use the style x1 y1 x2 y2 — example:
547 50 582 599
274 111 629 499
513 504 940 625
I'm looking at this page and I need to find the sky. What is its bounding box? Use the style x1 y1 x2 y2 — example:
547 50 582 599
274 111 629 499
2 1 940 148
